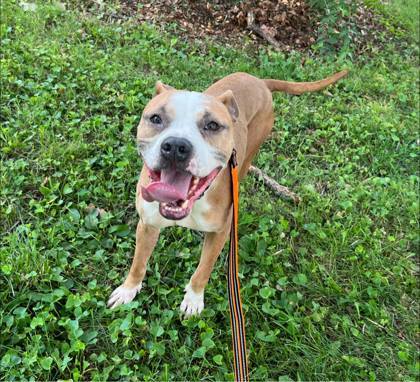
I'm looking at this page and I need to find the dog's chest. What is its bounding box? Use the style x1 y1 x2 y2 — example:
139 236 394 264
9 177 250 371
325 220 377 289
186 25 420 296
139 196 216 232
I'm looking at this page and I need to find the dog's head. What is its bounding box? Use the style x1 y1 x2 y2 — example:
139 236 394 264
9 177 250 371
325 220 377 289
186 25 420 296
137 81 238 220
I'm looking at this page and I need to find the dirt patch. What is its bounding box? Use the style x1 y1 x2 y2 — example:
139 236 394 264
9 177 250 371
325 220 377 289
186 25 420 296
71 0 396 54
128 0 392 53
128 0 316 51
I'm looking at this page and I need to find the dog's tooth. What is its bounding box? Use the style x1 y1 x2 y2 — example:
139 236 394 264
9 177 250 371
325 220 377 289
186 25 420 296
192 177 198 185
181 201 188 208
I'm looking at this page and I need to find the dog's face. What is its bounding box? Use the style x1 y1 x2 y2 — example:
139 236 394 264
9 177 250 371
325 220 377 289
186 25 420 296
137 82 238 220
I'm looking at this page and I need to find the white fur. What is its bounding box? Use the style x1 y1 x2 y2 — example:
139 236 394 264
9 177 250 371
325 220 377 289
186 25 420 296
139 192 218 232
139 200 177 228
180 283 204 317
142 91 225 177
107 283 142 309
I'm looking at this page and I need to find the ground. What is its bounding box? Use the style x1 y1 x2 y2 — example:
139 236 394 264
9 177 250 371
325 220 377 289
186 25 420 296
0 0 419 381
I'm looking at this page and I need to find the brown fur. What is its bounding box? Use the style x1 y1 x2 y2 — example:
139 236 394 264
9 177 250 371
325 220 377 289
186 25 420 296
111 69 348 305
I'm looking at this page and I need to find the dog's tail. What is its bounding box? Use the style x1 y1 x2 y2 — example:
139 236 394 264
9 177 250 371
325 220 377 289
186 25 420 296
264 70 349 95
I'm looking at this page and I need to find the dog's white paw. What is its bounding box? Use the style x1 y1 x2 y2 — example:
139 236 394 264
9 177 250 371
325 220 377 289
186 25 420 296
180 283 204 317
107 283 142 309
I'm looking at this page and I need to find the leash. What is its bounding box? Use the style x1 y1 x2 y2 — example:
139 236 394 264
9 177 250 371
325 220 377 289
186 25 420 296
228 149 249 381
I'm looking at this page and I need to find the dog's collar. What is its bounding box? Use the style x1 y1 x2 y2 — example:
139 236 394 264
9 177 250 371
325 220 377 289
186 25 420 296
230 148 238 167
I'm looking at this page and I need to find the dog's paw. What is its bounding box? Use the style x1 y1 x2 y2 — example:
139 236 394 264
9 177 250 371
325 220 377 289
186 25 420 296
107 283 142 309
180 283 204 317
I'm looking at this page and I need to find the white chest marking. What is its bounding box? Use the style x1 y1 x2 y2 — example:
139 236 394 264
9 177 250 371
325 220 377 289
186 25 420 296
139 194 215 232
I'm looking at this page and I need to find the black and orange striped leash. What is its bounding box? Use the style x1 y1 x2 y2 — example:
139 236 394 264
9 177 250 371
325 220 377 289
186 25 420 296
228 149 249 382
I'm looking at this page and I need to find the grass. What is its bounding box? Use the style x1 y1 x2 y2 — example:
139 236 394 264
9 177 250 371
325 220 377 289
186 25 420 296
0 0 418 380
390 0 419 37
366 0 420 42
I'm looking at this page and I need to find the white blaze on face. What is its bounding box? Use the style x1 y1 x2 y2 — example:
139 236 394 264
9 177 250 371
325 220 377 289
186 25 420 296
142 91 225 177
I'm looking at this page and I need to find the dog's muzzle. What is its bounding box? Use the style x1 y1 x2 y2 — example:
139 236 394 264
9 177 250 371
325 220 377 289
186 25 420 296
141 136 223 220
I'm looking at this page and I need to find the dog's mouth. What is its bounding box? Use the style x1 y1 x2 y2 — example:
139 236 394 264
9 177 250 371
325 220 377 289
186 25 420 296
141 166 221 220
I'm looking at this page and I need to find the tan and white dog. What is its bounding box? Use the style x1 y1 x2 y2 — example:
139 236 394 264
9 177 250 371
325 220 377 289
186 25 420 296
108 70 348 315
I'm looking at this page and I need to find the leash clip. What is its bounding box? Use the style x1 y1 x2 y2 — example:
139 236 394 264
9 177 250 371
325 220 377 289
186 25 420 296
230 148 238 168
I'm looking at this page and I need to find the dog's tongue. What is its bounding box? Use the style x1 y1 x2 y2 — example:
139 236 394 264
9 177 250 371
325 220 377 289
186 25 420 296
141 169 192 203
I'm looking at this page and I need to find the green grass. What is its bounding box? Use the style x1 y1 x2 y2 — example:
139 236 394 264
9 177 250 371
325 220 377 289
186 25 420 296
1 0 418 380
389 0 420 37
366 0 420 42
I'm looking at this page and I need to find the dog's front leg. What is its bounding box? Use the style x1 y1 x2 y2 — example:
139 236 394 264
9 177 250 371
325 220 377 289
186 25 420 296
180 222 230 317
108 221 160 309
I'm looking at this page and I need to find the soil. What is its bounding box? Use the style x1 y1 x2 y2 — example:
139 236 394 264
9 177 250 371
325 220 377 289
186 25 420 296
122 0 316 51
77 0 396 53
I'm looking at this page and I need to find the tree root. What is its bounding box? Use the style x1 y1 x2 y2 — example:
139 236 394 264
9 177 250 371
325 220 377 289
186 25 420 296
249 165 301 203
246 11 284 51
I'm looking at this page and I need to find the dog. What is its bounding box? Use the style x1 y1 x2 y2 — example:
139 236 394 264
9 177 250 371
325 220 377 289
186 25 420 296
107 70 348 315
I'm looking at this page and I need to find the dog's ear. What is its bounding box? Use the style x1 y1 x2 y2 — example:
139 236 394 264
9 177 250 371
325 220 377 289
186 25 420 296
155 81 174 95
217 90 239 122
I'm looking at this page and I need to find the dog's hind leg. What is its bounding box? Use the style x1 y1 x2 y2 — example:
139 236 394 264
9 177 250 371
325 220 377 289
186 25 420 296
108 221 160 309
180 218 231 317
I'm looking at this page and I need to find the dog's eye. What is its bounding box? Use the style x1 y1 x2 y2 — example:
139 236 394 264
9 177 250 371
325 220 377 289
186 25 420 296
150 114 162 124
204 121 220 132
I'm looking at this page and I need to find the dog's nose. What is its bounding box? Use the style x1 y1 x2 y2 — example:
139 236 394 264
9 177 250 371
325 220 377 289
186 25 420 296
160 137 193 162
